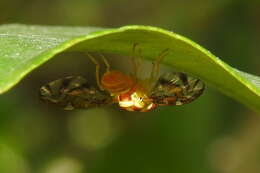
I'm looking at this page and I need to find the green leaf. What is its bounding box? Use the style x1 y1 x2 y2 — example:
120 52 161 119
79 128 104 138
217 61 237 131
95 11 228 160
0 24 259 112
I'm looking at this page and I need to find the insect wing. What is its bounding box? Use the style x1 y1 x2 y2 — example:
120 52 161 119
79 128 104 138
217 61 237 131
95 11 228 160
39 76 113 110
150 72 205 106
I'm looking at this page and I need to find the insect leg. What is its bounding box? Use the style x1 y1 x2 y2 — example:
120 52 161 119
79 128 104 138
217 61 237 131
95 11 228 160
154 49 169 78
136 47 143 76
150 49 169 82
86 53 104 90
131 43 139 78
99 53 111 72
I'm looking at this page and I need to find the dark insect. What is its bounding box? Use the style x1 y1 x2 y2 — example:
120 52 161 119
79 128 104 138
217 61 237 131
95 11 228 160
150 72 205 106
39 76 112 110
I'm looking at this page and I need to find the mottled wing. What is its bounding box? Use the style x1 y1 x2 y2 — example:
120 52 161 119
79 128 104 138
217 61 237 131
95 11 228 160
39 76 113 110
150 72 205 106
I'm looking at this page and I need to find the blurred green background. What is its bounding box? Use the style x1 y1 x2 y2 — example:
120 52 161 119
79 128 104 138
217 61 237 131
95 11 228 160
0 0 260 173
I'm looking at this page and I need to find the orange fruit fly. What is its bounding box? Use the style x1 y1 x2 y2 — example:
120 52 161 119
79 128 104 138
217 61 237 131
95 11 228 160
40 44 205 112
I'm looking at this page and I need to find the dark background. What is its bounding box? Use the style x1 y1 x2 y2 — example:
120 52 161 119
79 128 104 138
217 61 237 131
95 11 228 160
0 0 260 173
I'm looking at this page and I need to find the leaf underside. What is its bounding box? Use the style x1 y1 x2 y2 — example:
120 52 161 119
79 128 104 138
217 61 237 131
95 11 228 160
0 24 259 112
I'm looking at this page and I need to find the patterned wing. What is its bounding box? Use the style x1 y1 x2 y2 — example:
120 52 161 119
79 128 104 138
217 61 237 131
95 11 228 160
39 76 113 110
150 72 205 106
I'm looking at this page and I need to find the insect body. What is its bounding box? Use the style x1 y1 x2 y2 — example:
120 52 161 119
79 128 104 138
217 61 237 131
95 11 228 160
150 72 205 106
39 76 112 110
39 44 205 112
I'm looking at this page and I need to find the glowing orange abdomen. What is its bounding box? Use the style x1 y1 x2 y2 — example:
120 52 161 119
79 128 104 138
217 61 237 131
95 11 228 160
101 70 135 94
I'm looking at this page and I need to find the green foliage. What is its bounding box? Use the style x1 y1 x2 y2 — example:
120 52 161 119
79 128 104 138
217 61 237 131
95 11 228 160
0 24 259 111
